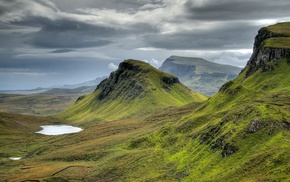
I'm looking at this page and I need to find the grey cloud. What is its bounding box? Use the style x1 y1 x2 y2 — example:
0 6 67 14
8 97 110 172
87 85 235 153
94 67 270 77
24 20 115 48
25 32 112 48
50 49 75 53
50 0 163 11
185 0 290 21
0 0 57 24
0 1 117 49
145 22 259 50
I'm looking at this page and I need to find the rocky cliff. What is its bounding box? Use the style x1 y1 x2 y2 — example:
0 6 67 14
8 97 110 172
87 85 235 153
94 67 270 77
95 60 180 101
245 22 290 76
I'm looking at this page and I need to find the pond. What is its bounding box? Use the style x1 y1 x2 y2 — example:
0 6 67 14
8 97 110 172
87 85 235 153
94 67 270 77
35 125 83 135
10 157 22 160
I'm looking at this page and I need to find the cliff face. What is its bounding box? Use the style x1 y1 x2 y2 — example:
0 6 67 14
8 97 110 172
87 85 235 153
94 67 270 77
245 24 290 76
96 60 180 101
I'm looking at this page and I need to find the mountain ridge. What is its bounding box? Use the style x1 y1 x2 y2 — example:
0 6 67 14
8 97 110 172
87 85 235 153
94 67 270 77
2 22 290 181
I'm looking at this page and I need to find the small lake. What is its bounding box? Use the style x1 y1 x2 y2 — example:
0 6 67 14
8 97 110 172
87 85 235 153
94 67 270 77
10 157 22 160
36 125 83 135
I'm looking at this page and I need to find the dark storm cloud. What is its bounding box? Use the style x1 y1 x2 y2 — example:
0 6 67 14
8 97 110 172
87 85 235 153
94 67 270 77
185 0 290 21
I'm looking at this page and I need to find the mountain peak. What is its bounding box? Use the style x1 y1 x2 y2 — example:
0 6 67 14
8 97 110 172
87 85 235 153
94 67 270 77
61 59 207 121
96 59 180 101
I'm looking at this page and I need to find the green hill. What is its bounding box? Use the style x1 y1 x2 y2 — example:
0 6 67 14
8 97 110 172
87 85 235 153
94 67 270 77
60 59 207 122
2 22 290 182
159 56 242 95
132 22 290 181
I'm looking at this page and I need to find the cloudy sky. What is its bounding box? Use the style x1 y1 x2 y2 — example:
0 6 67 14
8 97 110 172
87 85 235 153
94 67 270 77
1 0 290 90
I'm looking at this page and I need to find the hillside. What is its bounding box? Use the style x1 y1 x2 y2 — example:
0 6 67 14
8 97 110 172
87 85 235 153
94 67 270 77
1 22 290 182
135 22 290 181
60 59 207 122
159 56 242 95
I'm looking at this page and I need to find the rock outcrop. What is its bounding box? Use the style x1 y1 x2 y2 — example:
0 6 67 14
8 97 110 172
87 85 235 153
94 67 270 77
95 60 182 101
245 24 290 76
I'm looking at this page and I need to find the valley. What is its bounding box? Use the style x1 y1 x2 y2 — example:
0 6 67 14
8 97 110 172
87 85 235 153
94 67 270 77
0 93 79 116
1 22 290 181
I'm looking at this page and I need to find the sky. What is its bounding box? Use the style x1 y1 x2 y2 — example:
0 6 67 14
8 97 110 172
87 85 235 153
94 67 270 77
1 0 290 90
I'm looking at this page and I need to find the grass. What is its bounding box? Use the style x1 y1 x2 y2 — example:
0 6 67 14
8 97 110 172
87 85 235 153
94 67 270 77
262 22 290 49
266 22 290 36
1 56 290 181
264 37 290 49
60 59 207 122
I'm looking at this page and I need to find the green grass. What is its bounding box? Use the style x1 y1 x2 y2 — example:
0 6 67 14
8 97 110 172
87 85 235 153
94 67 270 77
267 22 290 36
262 22 290 49
264 37 290 49
60 59 207 122
2 57 290 181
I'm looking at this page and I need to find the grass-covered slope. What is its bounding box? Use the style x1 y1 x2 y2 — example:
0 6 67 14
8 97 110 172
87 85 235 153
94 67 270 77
2 23 290 182
266 22 290 36
125 23 290 181
60 59 207 122
109 60 290 181
171 58 290 181
263 22 290 49
0 100 205 182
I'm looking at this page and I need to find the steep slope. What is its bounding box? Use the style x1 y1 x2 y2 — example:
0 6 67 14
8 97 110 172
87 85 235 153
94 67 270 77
60 59 207 122
159 56 242 95
2 22 290 182
131 22 290 181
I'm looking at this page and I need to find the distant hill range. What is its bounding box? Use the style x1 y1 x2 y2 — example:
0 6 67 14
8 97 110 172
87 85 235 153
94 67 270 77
54 76 107 89
41 76 107 95
0 76 107 95
159 56 242 95
2 22 290 182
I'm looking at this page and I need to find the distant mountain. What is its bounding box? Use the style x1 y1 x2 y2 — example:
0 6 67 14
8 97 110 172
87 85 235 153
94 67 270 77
60 59 207 121
56 76 107 89
0 76 107 95
0 87 49 95
159 56 242 95
40 86 95 95
3 22 290 182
